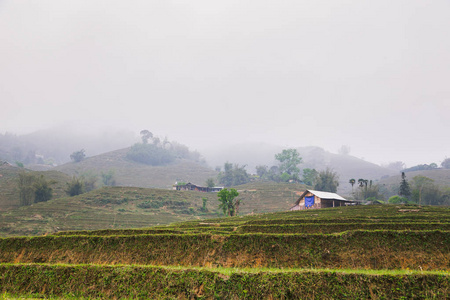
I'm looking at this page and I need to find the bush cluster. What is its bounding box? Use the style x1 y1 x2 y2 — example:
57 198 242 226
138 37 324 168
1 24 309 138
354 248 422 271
126 143 175 166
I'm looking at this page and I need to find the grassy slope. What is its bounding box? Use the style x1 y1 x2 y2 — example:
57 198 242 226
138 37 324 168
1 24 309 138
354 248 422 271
233 181 307 214
0 187 219 237
0 165 71 211
54 148 218 189
0 182 306 237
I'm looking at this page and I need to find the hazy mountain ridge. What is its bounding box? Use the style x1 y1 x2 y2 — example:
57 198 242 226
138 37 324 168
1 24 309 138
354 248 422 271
0 127 137 166
1 130 448 199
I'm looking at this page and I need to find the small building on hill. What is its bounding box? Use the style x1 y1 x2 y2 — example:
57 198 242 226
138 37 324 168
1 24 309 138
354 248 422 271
173 182 223 193
290 189 354 210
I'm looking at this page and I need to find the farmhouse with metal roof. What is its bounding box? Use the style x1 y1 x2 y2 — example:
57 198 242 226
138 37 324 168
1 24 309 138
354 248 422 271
290 189 355 210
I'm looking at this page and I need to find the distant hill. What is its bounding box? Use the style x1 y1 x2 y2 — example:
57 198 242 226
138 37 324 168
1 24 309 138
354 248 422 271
54 148 218 189
0 127 137 166
0 163 71 211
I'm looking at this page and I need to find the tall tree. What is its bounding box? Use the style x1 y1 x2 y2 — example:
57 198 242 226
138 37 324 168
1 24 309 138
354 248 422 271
349 178 356 193
441 158 450 169
18 172 36 206
217 188 240 217
302 168 318 186
412 175 435 205
256 165 268 179
358 178 365 188
399 172 411 199
219 162 233 187
357 178 370 199
275 149 302 182
217 162 250 187
314 168 339 193
101 169 116 187
70 149 86 163
205 178 215 188
140 130 153 144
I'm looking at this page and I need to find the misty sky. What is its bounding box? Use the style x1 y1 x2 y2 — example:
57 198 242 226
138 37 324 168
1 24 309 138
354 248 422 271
1 0 449 167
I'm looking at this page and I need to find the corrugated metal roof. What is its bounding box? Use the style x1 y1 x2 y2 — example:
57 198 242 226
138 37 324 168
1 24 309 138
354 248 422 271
307 190 347 201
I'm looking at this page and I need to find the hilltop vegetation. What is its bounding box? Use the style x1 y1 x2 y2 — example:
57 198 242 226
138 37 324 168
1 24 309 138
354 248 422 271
54 148 217 189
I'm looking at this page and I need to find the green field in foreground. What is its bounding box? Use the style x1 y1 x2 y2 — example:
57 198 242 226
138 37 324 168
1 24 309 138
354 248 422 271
1 264 449 299
1 204 450 299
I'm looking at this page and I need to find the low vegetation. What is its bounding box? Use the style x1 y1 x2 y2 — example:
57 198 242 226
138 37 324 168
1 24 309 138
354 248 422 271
1 204 450 298
1 264 449 299
126 143 175 166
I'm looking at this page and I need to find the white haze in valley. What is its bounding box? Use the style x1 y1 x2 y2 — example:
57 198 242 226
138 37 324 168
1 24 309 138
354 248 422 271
0 0 449 168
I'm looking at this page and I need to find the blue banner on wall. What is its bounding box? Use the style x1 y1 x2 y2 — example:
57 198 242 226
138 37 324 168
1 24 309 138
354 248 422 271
305 196 315 208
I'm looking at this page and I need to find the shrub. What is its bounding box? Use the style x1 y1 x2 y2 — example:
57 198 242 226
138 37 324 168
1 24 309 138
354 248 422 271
66 177 84 196
33 175 53 203
17 172 54 205
388 195 408 204
126 143 175 166
101 169 116 186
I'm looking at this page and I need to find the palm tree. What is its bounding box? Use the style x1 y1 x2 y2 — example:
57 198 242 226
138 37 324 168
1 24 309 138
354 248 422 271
357 178 369 200
358 178 365 188
349 179 356 193
363 179 369 200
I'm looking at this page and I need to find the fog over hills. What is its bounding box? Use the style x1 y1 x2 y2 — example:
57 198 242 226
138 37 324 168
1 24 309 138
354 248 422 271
0 127 402 196
1 1 449 170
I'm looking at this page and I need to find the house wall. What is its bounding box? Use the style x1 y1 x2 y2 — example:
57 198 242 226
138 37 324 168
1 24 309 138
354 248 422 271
297 192 322 210
296 198 347 210
321 199 344 208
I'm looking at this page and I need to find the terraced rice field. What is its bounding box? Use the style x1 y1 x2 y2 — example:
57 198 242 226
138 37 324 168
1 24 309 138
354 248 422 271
1 204 450 299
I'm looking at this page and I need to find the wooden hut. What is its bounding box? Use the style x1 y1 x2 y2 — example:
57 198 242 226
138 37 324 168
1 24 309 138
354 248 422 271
290 190 354 210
